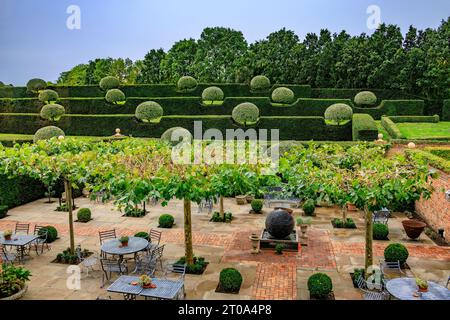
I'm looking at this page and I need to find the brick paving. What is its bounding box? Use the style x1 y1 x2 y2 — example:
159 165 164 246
252 263 297 300
298 229 337 270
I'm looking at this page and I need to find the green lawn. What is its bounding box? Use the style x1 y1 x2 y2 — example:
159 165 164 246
396 122 450 139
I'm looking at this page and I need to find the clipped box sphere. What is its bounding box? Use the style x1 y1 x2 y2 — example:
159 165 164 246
271 87 295 104
354 91 377 106
177 76 198 91
202 86 224 103
324 103 353 124
99 76 120 91
250 75 271 91
40 104 66 121
161 127 193 146
38 89 59 103
27 78 47 93
34 126 65 143
232 102 260 125
105 89 126 104
135 101 163 122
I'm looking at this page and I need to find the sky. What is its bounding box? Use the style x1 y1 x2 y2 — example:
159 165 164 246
0 0 449 85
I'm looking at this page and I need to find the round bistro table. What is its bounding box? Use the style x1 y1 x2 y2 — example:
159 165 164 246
101 237 149 263
386 278 450 300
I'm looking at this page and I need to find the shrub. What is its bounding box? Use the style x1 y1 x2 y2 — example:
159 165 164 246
134 232 149 240
381 116 403 139
158 214 174 228
388 115 440 123
26 78 47 93
275 243 284 255
324 103 353 125
99 76 120 91
250 75 271 91
135 101 163 123
39 226 58 243
271 87 295 104
34 126 65 143
308 273 333 299
202 86 224 104
251 199 263 213
354 91 377 107
177 76 198 92
38 89 59 103
0 205 8 219
210 212 233 223
161 127 193 146
373 223 389 240
77 208 91 223
219 268 243 293
40 104 65 121
0 81 4 87
352 114 378 141
124 207 146 217
302 199 316 216
232 103 260 125
177 256 208 275
105 89 126 105
384 243 409 265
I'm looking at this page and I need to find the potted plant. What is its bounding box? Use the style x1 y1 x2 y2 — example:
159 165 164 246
402 219 427 240
297 217 312 238
119 236 129 247
0 264 31 300
235 195 246 205
139 275 156 289
3 230 12 241
415 278 429 293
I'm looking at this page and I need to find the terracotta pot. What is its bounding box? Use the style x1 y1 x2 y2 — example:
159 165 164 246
418 287 428 293
236 196 246 205
120 242 129 247
4 235 11 241
347 203 357 212
402 219 426 240
142 284 152 289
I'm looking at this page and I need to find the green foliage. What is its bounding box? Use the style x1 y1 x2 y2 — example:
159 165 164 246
26 78 46 93
381 116 403 139
176 256 208 275
134 232 149 240
271 87 295 104
275 243 284 255
308 273 333 299
324 103 353 125
77 208 92 222
352 114 378 141
177 76 198 92
40 104 66 121
0 205 8 218
38 89 59 103
39 226 58 243
373 223 389 240
105 89 126 105
210 212 233 223
251 199 263 213
406 149 450 174
161 127 193 145
0 81 4 87
202 86 224 104
0 175 46 209
384 243 409 265
55 247 89 264
332 218 356 229
33 126 65 142
302 199 316 216
232 102 260 125
424 146 450 161
250 75 271 91
124 207 146 217
443 100 450 121
158 214 175 228
388 115 440 123
354 91 377 107
0 264 31 298
99 76 120 91
219 268 243 293
135 101 163 123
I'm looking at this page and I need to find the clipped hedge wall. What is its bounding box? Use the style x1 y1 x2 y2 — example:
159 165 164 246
0 175 46 208
423 146 450 161
388 115 440 123
353 100 425 119
406 149 450 173
381 117 403 139
352 114 378 141
443 100 450 121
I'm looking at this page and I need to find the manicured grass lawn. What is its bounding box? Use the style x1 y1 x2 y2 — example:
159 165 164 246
396 122 450 139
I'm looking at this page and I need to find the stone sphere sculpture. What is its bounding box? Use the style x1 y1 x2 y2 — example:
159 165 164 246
265 209 295 239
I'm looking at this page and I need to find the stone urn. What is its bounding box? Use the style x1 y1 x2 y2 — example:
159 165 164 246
236 195 247 205
246 195 255 203
249 233 260 254
300 225 308 238
402 219 427 240
266 209 295 239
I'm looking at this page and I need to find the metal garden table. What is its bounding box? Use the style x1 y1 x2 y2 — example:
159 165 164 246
0 233 39 263
106 275 184 300
386 278 450 300
101 237 149 263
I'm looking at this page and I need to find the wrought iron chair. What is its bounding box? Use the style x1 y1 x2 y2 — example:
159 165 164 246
152 244 165 271
99 229 117 258
373 208 390 225
134 250 158 276
76 246 99 277
147 229 162 251
31 225 50 255
198 198 213 214
446 276 449 288
0 244 16 264
163 264 186 300
99 258 128 288
361 288 390 300
380 260 406 279
15 223 30 235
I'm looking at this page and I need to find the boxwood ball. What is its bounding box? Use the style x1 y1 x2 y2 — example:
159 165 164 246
266 209 295 239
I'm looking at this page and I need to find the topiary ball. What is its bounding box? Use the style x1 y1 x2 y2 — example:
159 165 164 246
302 199 316 216
265 209 295 239
99 76 120 91
39 226 58 243
158 214 175 228
77 208 92 223
250 75 271 91
324 103 353 125
271 87 295 104
251 199 263 213
373 223 389 240
105 89 126 105
384 243 409 265
232 103 260 126
202 86 224 104
354 91 377 107
177 76 198 92
27 78 47 93
161 127 193 146
34 126 65 143
38 89 59 103
135 101 163 123
40 104 65 121
219 268 243 293
308 273 333 299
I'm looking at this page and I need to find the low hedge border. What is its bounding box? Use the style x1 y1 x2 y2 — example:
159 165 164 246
405 149 450 174
423 146 450 160
381 117 404 139
388 115 440 123
352 114 378 141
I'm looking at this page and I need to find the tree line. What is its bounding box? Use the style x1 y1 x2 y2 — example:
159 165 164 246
57 18 450 99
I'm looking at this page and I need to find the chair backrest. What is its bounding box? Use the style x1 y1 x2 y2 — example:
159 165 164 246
100 258 125 273
149 229 162 245
15 223 30 235
381 261 401 270
34 225 46 235
165 263 186 280
356 276 367 290
151 244 165 260
99 229 116 244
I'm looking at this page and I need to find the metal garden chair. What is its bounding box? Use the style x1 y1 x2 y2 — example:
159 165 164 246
361 288 390 300
100 258 128 288
31 225 50 255
15 223 30 234
0 244 16 264
380 260 406 279
76 246 99 277
163 264 186 300
373 208 390 225
99 229 117 258
147 229 162 251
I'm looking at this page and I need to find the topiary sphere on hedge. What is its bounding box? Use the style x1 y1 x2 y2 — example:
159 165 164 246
177 76 198 92
99 76 120 91
266 209 295 239
308 273 333 299
105 89 126 105
324 103 353 125
135 101 164 123
354 91 377 107
220 268 243 293
271 87 295 104
384 243 409 265
161 127 193 146
34 126 65 143
202 86 224 104
27 78 47 93
38 89 59 103
250 75 271 91
232 103 260 125
77 208 92 223
40 104 66 121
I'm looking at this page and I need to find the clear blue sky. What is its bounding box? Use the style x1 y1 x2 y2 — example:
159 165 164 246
0 0 449 85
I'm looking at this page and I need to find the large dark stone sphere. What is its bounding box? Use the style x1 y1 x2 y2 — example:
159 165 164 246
266 209 295 239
